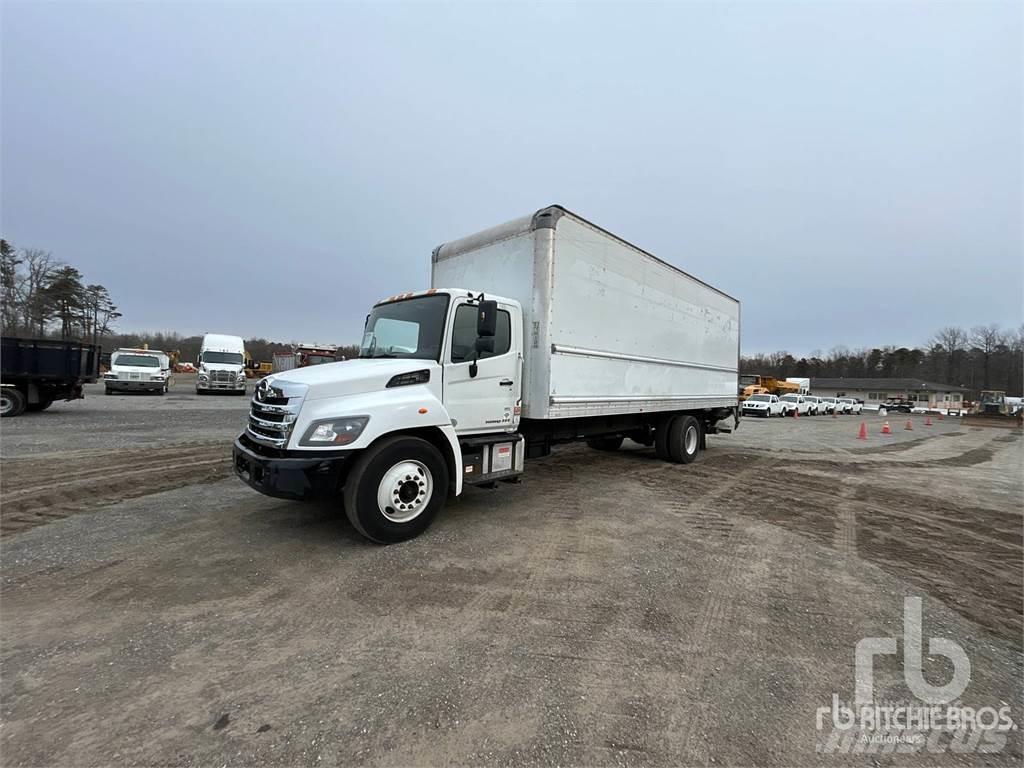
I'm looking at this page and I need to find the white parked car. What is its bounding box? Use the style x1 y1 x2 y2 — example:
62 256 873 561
803 395 825 415
779 393 811 416
817 396 840 414
838 397 862 414
742 393 784 418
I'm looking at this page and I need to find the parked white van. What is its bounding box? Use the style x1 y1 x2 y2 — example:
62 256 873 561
105 348 172 395
196 334 247 395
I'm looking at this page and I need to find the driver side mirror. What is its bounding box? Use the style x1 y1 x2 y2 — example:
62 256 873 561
477 300 498 337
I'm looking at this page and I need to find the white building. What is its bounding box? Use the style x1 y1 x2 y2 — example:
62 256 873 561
809 378 967 409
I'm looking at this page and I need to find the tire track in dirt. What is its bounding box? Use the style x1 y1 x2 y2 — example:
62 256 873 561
1 441 232 537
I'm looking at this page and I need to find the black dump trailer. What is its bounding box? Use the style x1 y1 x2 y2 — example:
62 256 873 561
1 336 101 417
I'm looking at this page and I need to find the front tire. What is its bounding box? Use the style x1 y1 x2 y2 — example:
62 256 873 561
0 388 27 417
343 436 450 544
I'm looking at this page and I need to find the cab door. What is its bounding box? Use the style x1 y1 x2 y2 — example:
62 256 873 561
442 300 521 434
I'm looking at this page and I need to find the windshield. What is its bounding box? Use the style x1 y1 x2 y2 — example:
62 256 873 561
114 354 159 367
202 351 243 365
303 354 336 366
360 295 449 360
781 395 799 402
749 395 770 402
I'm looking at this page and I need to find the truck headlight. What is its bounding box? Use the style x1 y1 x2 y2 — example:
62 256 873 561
300 416 369 446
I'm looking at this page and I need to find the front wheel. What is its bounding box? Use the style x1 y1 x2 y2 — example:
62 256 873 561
343 436 450 544
0 388 27 417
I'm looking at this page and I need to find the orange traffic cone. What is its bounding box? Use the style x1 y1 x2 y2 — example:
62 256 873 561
925 415 933 426
794 407 800 419
881 421 892 434
905 419 913 431
857 422 867 440
832 407 837 419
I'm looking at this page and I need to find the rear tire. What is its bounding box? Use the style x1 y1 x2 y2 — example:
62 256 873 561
343 436 450 544
587 436 624 452
654 414 676 460
0 388 26 417
668 415 701 464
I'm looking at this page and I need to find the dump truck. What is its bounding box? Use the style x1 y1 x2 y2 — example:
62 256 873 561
233 205 740 543
1 336 101 416
739 374 799 401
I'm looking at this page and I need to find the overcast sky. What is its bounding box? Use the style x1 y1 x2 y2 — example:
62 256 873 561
2 1 1020 355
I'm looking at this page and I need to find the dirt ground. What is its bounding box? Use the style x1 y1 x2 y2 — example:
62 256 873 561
1 386 1022 766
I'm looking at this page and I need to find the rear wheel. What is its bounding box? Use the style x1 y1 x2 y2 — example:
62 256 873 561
26 398 54 412
654 414 676 460
0 388 26 417
343 436 450 544
587 436 624 452
668 415 701 464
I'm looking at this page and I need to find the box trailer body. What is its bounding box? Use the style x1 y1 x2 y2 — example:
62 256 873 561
1 336 101 416
233 205 740 543
431 207 739 423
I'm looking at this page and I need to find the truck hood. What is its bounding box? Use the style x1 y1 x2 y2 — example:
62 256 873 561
269 359 438 401
111 365 163 375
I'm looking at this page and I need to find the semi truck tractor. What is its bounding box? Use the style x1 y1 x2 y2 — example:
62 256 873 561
233 206 740 543
196 334 247 394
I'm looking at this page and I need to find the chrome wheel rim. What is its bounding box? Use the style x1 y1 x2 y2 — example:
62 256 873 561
0 393 13 415
684 424 698 455
377 460 432 523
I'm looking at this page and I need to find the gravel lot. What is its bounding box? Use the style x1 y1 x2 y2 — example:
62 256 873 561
1 389 1021 766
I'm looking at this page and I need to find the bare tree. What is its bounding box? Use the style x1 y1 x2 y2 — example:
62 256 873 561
17 248 58 336
931 326 968 384
970 324 1003 390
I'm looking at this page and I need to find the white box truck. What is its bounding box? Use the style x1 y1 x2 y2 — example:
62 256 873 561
196 334 247 395
233 206 740 543
104 348 173 395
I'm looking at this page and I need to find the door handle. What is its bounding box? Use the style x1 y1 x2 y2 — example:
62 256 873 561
499 379 514 387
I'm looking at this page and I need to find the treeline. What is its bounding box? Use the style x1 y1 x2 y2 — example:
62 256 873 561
102 331 359 364
1 239 120 342
741 324 1024 397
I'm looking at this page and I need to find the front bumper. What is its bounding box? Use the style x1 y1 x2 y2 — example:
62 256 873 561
232 434 351 500
106 380 163 391
198 380 246 391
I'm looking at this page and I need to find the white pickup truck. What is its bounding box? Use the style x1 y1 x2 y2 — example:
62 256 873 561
233 206 740 543
104 348 172 395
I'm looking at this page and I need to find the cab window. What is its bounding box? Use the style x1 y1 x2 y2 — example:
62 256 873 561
451 304 511 363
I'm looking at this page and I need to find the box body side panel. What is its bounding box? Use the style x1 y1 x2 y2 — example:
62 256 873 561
547 216 739 418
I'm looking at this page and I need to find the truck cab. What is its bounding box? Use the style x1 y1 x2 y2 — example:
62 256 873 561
196 334 247 395
234 289 523 543
104 348 172 395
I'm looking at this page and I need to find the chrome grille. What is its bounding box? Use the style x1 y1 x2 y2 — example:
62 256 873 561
246 378 307 448
210 369 234 384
